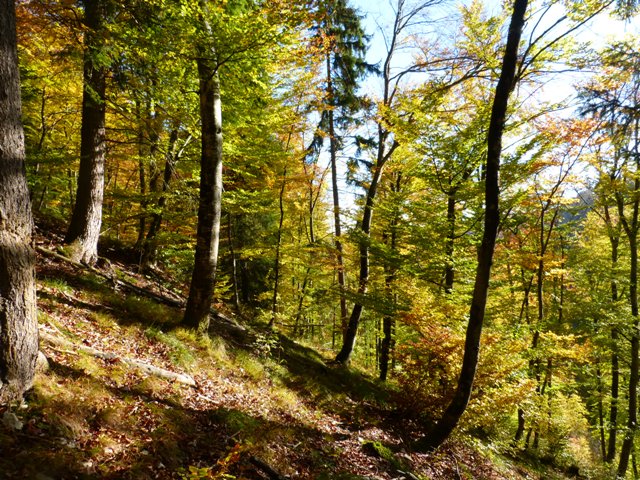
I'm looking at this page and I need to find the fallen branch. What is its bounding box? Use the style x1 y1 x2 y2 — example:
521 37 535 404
248 456 289 480
39 330 197 387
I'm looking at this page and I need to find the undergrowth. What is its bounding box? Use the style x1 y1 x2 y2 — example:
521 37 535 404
0 244 592 479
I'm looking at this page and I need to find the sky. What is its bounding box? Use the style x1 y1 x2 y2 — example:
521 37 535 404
331 0 639 211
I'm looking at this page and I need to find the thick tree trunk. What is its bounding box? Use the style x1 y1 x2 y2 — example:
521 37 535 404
65 0 106 265
183 49 223 331
416 0 528 451
0 0 39 404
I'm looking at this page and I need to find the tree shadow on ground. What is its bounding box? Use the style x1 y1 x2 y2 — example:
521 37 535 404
1 357 371 480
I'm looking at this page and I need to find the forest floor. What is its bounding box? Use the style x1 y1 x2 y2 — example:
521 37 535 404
0 223 582 479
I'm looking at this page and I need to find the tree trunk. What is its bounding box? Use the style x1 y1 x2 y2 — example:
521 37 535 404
380 173 401 381
416 0 528 451
0 0 39 404
618 236 639 477
183 45 223 331
616 114 640 478
140 128 181 270
606 204 620 463
65 0 106 265
334 156 387 363
444 189 456 293
270 165 287 328
326 54 348 338
228 214 241 311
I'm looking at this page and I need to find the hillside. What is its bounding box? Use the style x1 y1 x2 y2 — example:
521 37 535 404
0 224 581 480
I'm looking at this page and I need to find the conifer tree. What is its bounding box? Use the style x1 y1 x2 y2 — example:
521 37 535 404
309 0 373 337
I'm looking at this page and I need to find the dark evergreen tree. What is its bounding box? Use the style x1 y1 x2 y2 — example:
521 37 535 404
308 0 374 339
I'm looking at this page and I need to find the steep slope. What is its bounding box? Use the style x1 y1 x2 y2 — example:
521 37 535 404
0 226 578 479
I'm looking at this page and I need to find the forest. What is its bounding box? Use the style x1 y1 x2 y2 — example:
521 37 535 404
2 0 640 478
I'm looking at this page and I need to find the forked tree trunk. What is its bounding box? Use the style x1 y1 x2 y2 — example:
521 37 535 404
65 0 107 265
416 0 528 451
0 0 39 404
183 41 223 331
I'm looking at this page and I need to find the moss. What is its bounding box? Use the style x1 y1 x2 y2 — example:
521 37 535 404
361 440 410 471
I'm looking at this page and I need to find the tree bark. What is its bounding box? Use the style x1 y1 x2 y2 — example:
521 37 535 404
183 37 223 331
379 173 401 381
326 54 349 338
605 203 620 463
65 0 107 265
416 0 528 451
140 128 183 270
334 156 387 363
444 187 457 293
617 226 639 476
0 0 39 404
270 164 287 328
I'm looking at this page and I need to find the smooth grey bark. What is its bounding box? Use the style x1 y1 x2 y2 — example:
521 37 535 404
65 0 107 265
183 45 223 331
416 0 528 450
0 0 39 404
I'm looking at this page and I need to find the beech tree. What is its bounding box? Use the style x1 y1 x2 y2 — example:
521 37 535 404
64 0 108 265
335 0 438 364
416 0 529 450
0 0 39 404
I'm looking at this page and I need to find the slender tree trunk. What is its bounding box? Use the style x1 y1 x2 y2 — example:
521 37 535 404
65 0 106 265
416 0 528 450
618 237 639 477
135 100 147 251
335 157 387 363
228 214 241 311
444 189 456 293
380 173 401 381
616 126 640 476
326 55 348 338
596 360 607 462
270 165 287 328
183 42 223 331
0 0 39 404
140 128 182 270
606 205 620 463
